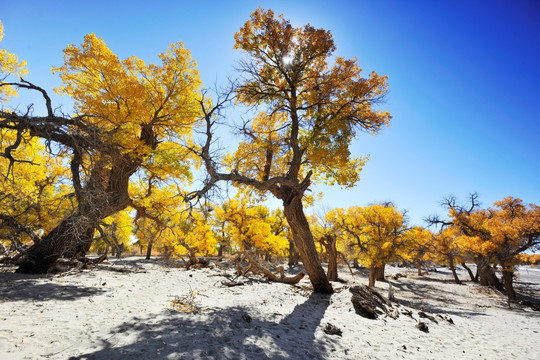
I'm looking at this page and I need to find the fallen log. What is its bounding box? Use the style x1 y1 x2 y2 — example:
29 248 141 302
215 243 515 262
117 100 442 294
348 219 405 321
230 251 305 285
244 253 305 284
350 285 393 319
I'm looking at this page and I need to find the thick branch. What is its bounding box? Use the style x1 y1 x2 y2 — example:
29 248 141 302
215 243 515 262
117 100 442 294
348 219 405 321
0 214 41 244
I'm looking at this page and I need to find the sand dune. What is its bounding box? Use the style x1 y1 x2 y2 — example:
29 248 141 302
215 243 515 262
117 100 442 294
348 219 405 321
1 257 539 359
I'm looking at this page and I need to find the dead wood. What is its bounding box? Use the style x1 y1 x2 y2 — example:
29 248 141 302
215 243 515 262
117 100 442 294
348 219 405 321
221 281 245 287
183 256 211 270
323 323 343 336
416 321 429 332
245 254 305 284
390 273 407 280
400 308 414 318
338 251 354 276
418 311 438 323
436 314 455 324
349 285 394 319
231 251 305 285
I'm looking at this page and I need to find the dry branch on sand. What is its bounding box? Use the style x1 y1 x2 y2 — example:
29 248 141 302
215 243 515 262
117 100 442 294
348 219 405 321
348 283 456 334
226 251 305 285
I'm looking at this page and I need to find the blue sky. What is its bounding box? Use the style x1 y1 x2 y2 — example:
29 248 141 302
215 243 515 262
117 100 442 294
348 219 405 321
1 0 539 226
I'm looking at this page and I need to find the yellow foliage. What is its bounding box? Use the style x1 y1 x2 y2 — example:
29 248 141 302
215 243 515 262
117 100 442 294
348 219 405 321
227 8 391 196
215 197 289 257
327 204 408 268
430 226 463 264
0 129 71 244
179 211 218 256
517 253 540 265
0 21 28 101
449 196 540 268
51 33 201 179
91 210 133 253
403 226 433 263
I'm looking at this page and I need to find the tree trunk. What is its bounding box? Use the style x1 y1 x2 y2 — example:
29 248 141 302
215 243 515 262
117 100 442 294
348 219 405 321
145 240 153 260
502 268 517 302
417 261 423 276
63 226 96 259
461 263 477 282
323 234 339 281
448 255 462 284
288 238 300 266
375 264 386 281
476 257 503 290
16 154 136 274
16 215 97 274
368 266 377 288
283 196 333 293
217 243 223 257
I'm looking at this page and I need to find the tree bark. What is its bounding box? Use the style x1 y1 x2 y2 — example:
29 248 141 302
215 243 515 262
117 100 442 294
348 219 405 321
145 240 153 260
417 261 423 276
375 264 386 281
502 268 517 302
350 285 393 319
322 234 339 281
16 216 94 274
461 263 478 282
476 257 503 290
368 266 377 288
16 155 136 273
287 238 300 266
448 255 462 284
283 196 333 293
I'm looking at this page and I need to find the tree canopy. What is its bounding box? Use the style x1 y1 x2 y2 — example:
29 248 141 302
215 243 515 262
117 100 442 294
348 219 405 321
196 8 391 293
1 28 202 273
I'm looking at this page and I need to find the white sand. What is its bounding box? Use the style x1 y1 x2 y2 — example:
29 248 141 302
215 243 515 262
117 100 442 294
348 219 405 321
1 258 539 359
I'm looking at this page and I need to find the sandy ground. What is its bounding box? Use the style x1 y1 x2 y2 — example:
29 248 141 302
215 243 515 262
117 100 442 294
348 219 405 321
1 257 539 360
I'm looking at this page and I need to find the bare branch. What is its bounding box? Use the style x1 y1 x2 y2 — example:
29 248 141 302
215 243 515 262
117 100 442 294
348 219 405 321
0 214 41 244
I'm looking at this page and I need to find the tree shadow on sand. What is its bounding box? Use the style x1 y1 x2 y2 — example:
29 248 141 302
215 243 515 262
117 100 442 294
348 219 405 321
0 276 105 302
70 293 334 360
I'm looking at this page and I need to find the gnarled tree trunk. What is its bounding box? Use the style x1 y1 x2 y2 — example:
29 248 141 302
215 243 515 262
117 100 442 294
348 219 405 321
16 155 136 274
448 255 462 284
283 195 333 293
375 264 386 281
475 257 503 290
16 216 94 274
288 238 300 266
368 266 377 288
502 268 517 302
461 262 478 282
321 234 339 281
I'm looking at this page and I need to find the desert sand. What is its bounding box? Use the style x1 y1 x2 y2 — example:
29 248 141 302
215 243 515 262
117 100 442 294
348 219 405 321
1 257 539 359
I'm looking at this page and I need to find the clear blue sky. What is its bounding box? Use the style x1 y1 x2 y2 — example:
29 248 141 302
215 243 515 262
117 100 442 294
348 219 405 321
1 0 539 226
